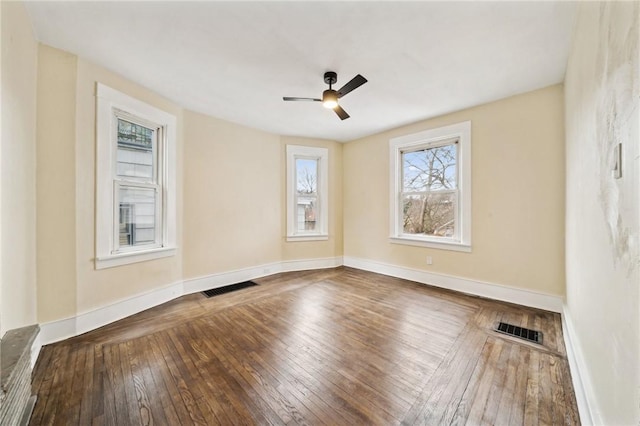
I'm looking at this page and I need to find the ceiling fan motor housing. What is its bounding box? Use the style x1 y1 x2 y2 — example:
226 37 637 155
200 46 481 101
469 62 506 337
324 71 338 86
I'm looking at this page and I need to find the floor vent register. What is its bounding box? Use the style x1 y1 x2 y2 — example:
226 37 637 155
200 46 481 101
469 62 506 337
202 281 258 298
494 322 543 344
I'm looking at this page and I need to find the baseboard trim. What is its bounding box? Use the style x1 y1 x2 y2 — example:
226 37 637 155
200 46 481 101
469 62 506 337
37 316 75 347
183 257 343 295
39 257 343 347
75 281 184 336
343 256 563 313
281 256 344 272
561 305 598 425
37 255 561 351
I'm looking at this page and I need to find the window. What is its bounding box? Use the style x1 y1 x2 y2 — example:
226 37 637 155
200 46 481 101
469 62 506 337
96 83 177 269
286 145 328 241
389 121 471 252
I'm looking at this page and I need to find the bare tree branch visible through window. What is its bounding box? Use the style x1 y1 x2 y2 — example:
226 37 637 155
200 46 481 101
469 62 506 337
402 144 457 237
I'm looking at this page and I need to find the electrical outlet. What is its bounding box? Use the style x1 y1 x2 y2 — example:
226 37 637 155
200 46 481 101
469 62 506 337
426 256 433 265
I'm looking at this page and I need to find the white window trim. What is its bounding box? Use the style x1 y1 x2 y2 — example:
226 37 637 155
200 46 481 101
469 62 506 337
95 83 177 269
286 145 329 241
389 121 471 252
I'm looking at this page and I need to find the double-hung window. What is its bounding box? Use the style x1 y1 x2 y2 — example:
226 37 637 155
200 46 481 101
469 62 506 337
96 84 177 269
390 121 471 252
286 145 328 241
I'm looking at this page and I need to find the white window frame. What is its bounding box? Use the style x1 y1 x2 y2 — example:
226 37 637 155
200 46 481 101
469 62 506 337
389 121 471 252
95 83 177 269
286 145 329 241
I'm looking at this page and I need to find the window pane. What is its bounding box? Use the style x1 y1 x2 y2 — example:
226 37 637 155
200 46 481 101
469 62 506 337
296 158 317 195
118 186 156 247
402 144 457 192
296 195 317 232
117 119 154 180
402 192 456 237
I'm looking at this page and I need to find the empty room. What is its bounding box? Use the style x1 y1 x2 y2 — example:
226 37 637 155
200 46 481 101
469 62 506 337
1 1 638 425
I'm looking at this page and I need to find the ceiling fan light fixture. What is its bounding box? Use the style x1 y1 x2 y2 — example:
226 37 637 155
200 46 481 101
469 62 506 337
283 72 366 120
322 90 338 109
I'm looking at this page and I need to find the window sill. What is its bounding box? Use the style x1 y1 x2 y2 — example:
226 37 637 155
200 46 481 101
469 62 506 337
95 247 177 269
286 234 329 242
389 236 471 252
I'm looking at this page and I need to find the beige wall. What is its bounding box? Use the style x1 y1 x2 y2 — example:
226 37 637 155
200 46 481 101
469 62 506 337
1 1 39 334
565 2 639 424
36 44 345 324
344 85 566 296
74 57 184 315
36 45 78 324
182 114 343 280
280 136 343 261
35 45 185 321
182 111 281 279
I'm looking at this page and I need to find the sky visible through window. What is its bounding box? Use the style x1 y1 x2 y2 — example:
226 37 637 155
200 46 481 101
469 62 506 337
296 158 318 194
401 143 457 238
402 144 456 192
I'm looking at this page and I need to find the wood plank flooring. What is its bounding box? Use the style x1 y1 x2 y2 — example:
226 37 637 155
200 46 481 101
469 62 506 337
30 267 580 425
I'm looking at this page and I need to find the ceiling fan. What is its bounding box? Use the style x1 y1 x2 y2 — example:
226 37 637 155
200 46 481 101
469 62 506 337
283 71 367 120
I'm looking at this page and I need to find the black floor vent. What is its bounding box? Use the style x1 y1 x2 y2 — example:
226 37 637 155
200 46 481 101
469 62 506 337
495 322 543 344
202 281 258 298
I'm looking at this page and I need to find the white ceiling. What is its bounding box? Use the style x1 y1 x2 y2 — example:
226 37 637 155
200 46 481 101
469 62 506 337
25 1 577 142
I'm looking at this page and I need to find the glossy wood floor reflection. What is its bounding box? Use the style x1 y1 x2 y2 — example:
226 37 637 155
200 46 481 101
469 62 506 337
30 267 580 425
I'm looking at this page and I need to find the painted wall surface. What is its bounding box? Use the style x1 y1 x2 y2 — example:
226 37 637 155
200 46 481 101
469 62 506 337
182 113 343 280
344 85 566 296
35 45 185 321
1 1 38 334
35 45 78 324
564 2 639 424
182 111 281 279
280 136 344 261
74 57 184 315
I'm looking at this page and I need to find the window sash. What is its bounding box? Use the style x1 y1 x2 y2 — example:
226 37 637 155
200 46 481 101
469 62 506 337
398 141 460 241
400 141 458 193
113 181 162 253
286 145 329 241
389 121 471 251
398 189 460 241
294 155 321 235
113 110 160 185
96 83 178 269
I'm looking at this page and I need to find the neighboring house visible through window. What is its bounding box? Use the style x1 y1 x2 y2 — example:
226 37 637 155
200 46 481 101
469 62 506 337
95 83 177 269
389 121 471 252
286 145 328 241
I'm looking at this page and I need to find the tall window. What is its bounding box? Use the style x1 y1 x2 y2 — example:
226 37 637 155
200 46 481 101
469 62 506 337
96 84 177 269
286 145 328 241
390 121 471 252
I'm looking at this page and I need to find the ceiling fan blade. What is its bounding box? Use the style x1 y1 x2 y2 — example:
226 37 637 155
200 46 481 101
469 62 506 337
333 105 350 120
283 97 321 102
336 74 367 98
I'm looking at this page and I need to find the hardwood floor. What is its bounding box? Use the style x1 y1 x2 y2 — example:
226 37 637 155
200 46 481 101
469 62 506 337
30 267 580 425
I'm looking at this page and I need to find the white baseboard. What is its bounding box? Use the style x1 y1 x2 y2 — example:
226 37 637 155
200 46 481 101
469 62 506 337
38 315 75 346
39 257 343 347
343 256 564 313
30 333 43 369
183 257 342 295
75 281 184 336
37 255 562 353
183 261 281 295
561 305 599 426
281 256 343 272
